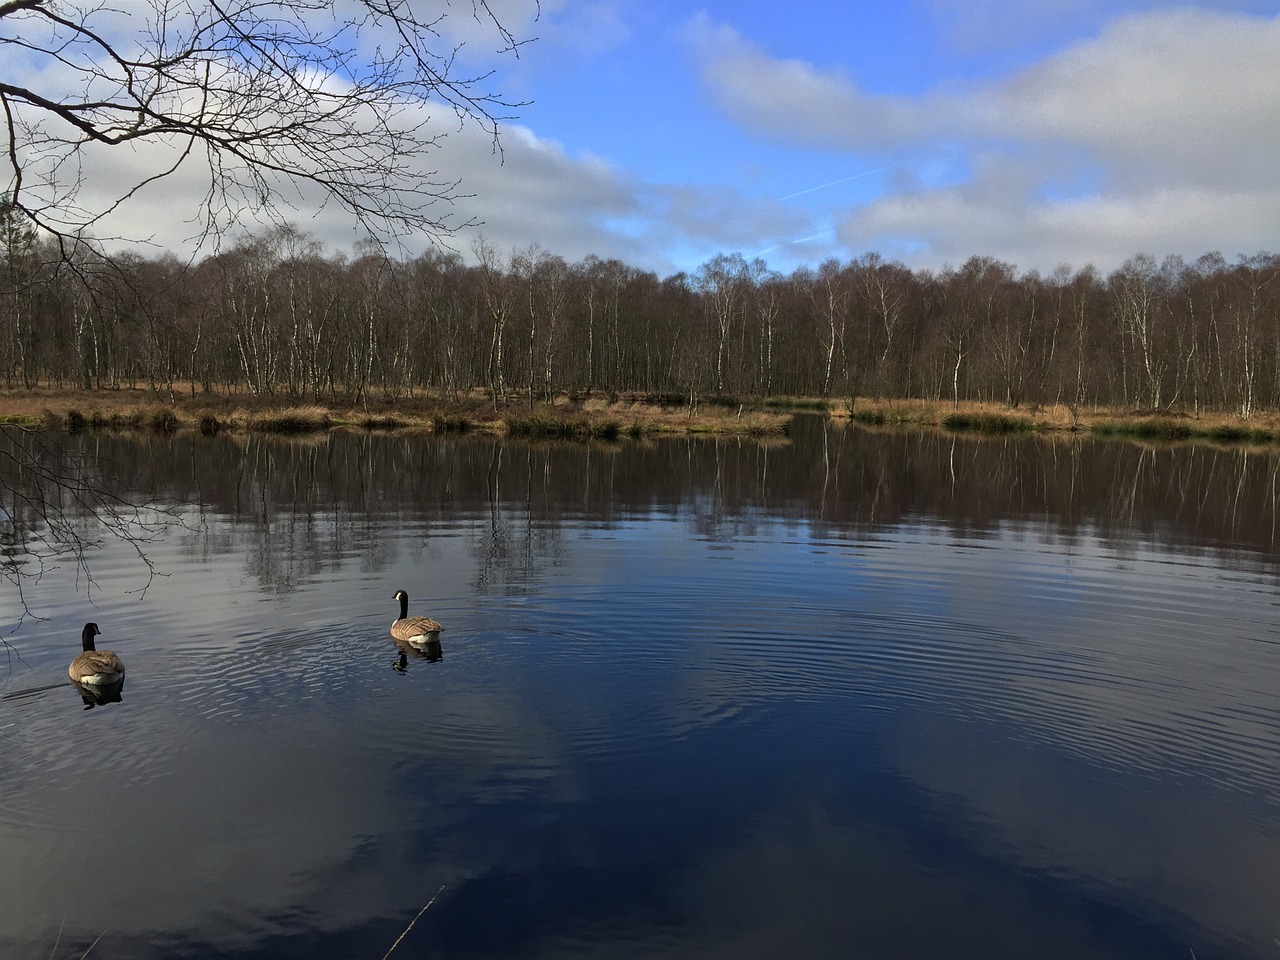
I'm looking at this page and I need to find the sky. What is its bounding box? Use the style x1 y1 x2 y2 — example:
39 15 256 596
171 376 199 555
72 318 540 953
11 0 1280 276
434 0 1280 276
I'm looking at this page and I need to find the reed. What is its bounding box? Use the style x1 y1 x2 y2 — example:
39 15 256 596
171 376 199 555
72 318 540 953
242 406 332 434
57 406 149 431
849 409 886 425
1092 417 1192 440
941 411 1034 434
431 413 472 433
62 408 88 433
849 406 930 427
1091 415 1280 444
359 414 410 430
503 413 623 441
148 408 180 433
761 397 830 412
197 414 224 436
381 885 445 959
1206 424 1274 443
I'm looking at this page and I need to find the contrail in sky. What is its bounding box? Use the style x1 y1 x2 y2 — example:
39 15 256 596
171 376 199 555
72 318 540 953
752 229 833 259
779 166 890 201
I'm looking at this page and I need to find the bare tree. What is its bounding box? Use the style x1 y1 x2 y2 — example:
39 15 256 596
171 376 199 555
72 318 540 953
811 259 848 399
2 0 536 250
746 257 781 396
695 253 747 395
474 235 512 406
1111 254 1167 409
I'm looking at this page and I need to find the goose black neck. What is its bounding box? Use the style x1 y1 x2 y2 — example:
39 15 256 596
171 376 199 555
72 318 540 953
398 594 409 619
81 625 97 652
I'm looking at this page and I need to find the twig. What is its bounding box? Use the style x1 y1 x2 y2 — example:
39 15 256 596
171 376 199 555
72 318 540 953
380 884 445 960
79 931 105 958
47 912 65 960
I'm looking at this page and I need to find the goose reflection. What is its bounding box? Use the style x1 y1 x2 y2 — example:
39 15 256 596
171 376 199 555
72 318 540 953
73 677 125 710
392 637 444 672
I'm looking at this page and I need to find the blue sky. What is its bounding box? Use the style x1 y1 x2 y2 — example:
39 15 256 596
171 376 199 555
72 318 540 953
423 0 1278 276
17 0 1280 276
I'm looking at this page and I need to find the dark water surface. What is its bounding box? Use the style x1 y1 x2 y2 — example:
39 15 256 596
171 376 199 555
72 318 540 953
2 418 1279 959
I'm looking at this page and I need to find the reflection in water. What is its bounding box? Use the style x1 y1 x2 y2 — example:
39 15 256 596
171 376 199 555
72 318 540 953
7 421 1280 594
73 677 124 709
1 420 1279 960
393 638 444 672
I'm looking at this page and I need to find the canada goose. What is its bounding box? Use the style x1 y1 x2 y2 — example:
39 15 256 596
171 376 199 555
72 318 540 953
391 590 443 645
68 622 126 686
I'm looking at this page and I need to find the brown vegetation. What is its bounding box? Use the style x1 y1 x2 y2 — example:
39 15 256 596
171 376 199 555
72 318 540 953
0 386 791 438
831 397 1280 445
8 383 1280 447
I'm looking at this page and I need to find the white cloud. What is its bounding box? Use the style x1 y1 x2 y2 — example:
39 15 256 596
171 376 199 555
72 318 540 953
690 8 1280 270
684 13 924 152
692 8 1280 183
535 0 631 57
840 177 1280 271
994 10 1280 189
448 124 649 263
925 0 1280 53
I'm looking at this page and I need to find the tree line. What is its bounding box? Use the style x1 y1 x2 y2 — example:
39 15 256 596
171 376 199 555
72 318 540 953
3 212 1278 416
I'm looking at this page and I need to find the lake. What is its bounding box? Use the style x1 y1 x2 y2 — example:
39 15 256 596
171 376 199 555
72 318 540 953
2 416 1279 960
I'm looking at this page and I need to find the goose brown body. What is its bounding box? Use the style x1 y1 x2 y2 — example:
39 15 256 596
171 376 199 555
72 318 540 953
391 590 442 644
68 622 125 685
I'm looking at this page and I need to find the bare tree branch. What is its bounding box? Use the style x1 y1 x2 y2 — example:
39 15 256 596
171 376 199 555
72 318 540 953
1 0 538 251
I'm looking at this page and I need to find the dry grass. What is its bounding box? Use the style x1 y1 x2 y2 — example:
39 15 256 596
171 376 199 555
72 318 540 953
239 405 333 433
0 385 790 439
8 383 1280 446
830 397 1280 445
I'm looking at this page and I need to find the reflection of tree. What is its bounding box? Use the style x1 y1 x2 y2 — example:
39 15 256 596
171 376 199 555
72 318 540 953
8 425 1280 618
0 427 177 625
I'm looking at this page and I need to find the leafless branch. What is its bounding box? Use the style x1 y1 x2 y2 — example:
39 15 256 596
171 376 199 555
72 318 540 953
1 0 537 251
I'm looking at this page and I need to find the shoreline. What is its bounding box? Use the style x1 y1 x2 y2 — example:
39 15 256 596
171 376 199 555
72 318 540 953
3 386 1280 446
0 386 791 439
830 397 1280 445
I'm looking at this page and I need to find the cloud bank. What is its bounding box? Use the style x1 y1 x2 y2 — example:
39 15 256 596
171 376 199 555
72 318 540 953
688 8 1280 270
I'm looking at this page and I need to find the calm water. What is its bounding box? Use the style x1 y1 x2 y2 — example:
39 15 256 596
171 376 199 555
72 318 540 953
2 418 1280 959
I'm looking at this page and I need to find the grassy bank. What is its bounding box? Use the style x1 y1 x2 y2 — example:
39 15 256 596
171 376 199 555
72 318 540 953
831 398 1280 445
8 385 1280 447
0 387 791 440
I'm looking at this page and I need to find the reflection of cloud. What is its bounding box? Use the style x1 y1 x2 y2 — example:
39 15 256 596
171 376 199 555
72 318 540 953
889 710 1280 953
667 523 1280 795
670 804 1125 960
653 524 1280 954
4 433 1280 956
0 621 572 953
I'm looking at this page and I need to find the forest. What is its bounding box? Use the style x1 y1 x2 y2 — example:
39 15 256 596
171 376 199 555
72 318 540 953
3 208 1278 417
